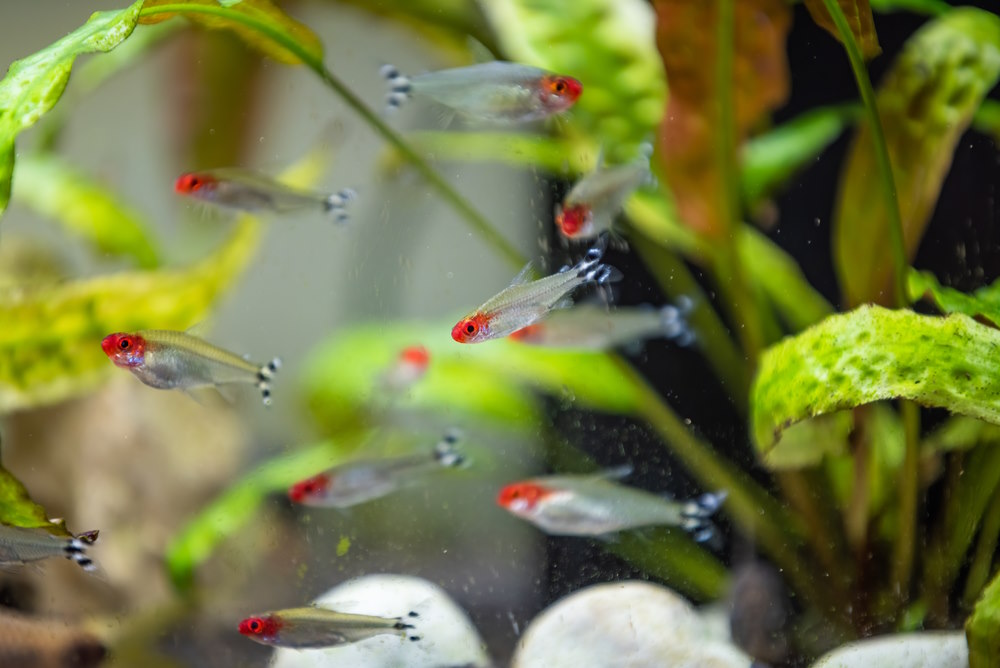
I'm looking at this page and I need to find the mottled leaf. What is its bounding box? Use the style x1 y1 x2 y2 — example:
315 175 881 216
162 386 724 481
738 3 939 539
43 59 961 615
139 0 323 65
302 320 646 435
908 269 1000 328
654 0 791 236
12 154 160 268
967 560 1000 668
834 9 1000 307
0 1 143 218
479 0 667 162
804 0 881 59
752 306 1000 459
0 218 259 413
0 463 71 537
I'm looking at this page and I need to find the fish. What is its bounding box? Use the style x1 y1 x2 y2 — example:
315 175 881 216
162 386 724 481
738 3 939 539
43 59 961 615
0 608 106 668
101 330 280 405
175 168 355 222
507 300 694 350
0 525 99 573
378 344 431 393
451 243 622 344
380 61 582 124
555 154 651 242
288 430 465 508
496 466 726 541
238 607 420 649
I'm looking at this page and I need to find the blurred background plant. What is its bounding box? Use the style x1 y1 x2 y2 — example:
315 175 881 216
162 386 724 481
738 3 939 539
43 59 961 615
0 0 999 666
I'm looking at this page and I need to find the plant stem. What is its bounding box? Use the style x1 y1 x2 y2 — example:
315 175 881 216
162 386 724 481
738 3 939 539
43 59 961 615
713 0 764 360
891 400 920 603
964 486 1000 610
819 0 906 305
139 5 528 271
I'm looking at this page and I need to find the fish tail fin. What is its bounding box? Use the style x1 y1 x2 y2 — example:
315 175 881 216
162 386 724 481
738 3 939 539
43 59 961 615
64 535 99 573
256 358 281 406
575 237 622 285
323 188 356 224
395 611 421 642
680 491 727 544
433 429 467 468
380 63 412 113
659 296 696 346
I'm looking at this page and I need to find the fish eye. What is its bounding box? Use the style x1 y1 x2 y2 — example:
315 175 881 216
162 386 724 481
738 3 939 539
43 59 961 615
249 620 261 632
119 339 130 350
554 79 566 93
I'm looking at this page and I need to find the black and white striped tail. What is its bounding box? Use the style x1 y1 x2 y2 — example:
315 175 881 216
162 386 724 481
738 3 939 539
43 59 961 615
380 64 412 113
64 534 98 573
433 429 466 468
256 358 281 406
680 491 727 544
575 240 622 285
323 188 356 224
395 611 421 642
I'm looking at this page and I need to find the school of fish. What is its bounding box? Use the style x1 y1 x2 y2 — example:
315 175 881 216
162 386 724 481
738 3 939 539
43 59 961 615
0 56 718 659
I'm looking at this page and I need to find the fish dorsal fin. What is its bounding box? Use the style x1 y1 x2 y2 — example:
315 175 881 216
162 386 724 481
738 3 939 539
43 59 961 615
465 36 497 65
184 320 212 338
593 144 606 172
509 262 534 287
596 464 633 481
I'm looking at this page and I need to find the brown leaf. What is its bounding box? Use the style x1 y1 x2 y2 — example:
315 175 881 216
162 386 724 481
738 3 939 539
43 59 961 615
654 0 790 238
804 0 881 60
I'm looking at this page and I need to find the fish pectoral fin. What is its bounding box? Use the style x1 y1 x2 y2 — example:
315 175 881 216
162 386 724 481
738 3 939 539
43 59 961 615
182 386 231 407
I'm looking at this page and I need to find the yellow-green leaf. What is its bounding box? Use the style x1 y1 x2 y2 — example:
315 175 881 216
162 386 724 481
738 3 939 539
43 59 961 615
834 9 1000 307
0 462 72 537
804 0 881 59
908 269 1000 328
0 1 143 218
139 0 323 66
12 154 160 268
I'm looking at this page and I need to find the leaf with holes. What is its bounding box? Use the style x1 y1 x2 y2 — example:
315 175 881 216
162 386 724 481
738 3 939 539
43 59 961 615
804 0 881 58
752 306 1000 464
0 1 143 218
833 9 1000 307
139 0 323 65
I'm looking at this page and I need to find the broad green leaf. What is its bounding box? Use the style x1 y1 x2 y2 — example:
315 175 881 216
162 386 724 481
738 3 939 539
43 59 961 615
973 99 1000 142
752 306 1000 459
869 0 949 15
654 0 790 236
12 154 160 268
479 0 667 162
908 270 1000 328
804 0 881 59
0 1 143 218
166 438 353 591
302 320 646 435
0 218 259 413
138 0 323 66
741 105 858 207
0 462 72 537
967 552 1000 667
922 416 1000 455
834 9 1000 307
764 413 850 469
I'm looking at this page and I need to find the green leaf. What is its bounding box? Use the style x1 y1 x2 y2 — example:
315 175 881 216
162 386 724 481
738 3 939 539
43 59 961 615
138 0 323 66
973 99 1000 142
804 0 881 58
741 105 858 207
869 0 949 16
922 416 1000 455
834 9 1000 307
752 305 1000 461
479 0 667 162
0 463 72 537
908 269 1000 328
0 1 143 218
0 218 259 413
302 320 647 435
166 438 353 591
12 154 160 268
966 560 1000 667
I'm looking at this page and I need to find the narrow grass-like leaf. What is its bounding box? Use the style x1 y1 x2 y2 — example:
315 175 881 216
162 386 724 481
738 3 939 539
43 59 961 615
0 1 143 218
804 0 881 58
0 218 259 413
834 9 1000 306
909 269 1000 328
973 99 1000 142
967 569 1000 668
752 306 1000 460
139 0 322 65
869 0 949 15
12 154 160 268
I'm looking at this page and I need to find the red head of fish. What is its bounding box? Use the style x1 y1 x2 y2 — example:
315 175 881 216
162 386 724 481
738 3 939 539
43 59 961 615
399 345 430 369
174 172 216 195
288 473 331 504
451 314 490 344
497 482 551 514
101 333 146 368
238 615 282 642
556 204 592 239
538 75 582 114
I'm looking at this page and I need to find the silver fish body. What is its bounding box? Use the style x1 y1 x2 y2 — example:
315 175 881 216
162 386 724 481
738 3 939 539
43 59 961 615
0 525 97 572
510 303 692 350
245 607 417 649
558 159 650 240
